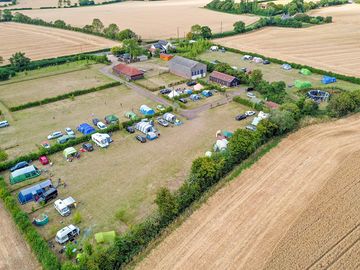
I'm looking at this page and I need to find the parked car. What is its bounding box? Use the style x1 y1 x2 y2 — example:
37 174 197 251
245 111 256 116
220 47 226 53
65 127 75 136
39 156 49 165
97 122 107 130
235 114 247 121
82 143 94 152
57 134 75 144
10 161 29 172
179 98 188 104
245 125 257 132
47 131 63 140
135 135 146 143
160 89 171 95
41 141 51 149
241 67 247 73
157 118 169 127
186 81 197 87
247 92 256 98
39 188 58 204
0 120 9 128
92 118 100 126
263 60 271 65
126 126 135 133
156 104 166 112
246 87 254 92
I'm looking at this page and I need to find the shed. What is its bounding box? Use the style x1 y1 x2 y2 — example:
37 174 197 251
202 90 213 97
282 64 292 70
10 165 41 185
168 56 207 79
322 76 337 84
18 179 52 204
139 105 155 116
124 111 139 121
95 231 116 243
135 122 156 134
104 115 119 125
160 53 174 61
209 71 240 87
77 123 95 135
163 113 176 123
300 68 312 75
113 63 144 81
295 80 312 89
63 147 77 158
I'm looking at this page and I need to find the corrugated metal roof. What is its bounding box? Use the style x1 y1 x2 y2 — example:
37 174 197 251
169 56 200 68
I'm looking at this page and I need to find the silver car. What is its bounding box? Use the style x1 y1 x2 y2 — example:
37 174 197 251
0 120 9 128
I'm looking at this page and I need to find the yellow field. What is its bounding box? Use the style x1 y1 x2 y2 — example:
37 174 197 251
20 0 259 40
214 4 360 77
0 22 117 63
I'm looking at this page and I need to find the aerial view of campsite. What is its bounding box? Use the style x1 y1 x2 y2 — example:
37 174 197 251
1 0 360 269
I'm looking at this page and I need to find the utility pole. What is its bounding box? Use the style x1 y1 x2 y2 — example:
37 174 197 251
220 21 223 34
177 27 179 40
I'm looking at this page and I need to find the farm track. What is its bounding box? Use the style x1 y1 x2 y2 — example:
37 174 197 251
137 115 360 270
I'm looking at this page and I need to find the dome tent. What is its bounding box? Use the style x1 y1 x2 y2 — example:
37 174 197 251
295 80 312 89
139 105 155 116
300 68 312 75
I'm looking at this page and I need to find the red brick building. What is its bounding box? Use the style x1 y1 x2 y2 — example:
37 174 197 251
112 63 144 81
209 71 240 87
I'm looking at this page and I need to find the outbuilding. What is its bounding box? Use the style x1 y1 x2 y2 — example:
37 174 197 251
10 165 41 185
113 63 144 81
140 105 155 116
209 71 240 87
18 179 53 204
160 53 174 61
168 56 207 79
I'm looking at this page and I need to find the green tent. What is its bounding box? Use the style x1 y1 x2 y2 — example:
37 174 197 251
295 80 312 89
105 114 119 124
63 147 77 158
124 111 139 121
300 68 312 75
10 165 41 185
95 231 116 243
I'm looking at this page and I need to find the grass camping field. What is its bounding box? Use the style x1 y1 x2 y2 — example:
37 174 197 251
214 4 360 77
137 115 360 270
20 0 259 40
0 22 117 64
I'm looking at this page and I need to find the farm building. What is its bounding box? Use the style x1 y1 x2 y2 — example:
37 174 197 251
18 179 53 204
140 105 155 116
300 68 312 75
168 56 207 79
160 53 174 61
113 63 144 81
322 76 337 84
135 122 156 134
10 165 41 185
295 80 312 89
105 115 119 124
77 123 95 135
209 71 240 87
125 111 139 121
149 40 174 54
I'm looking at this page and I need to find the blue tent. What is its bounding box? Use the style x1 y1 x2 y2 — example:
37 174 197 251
282 64 292 70
77 123 96 135
140 105 155 116
322 76 337 84
202 90 213 97
184 89 193 95
18 179 52 204
190 94 201 101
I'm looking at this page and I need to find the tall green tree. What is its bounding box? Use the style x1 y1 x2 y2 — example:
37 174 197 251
9 52 30 71
117 29 137 41
233 21 246 33
104 23 119 39
155 187 178 223
122 39 143 59
91 18 104 33
2 10 13 21
200 26 212 39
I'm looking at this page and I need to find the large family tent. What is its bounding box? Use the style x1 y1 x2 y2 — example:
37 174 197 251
190 94 201 101
63 147 77 159
163 113 177 123
77 123 96 135
282 64 292 70
300 68 312 75
10 165 41 185
184 89 193 95
104 115 119 124
18 179 53 204
139 105 155 116
95 231 116 243
295 80 312 89
202 90 213 97
135 122 156 134
322 75 337 84
168 90 180 99
125 111 140 121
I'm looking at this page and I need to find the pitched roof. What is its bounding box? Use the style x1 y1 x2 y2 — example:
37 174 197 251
113 64 144 77
210 71 237 83
169 56 200 68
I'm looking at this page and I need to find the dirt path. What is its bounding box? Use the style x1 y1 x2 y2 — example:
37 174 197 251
0 204 39 269
137 115 360 270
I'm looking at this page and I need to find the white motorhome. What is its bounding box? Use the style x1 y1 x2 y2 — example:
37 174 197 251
54 197 76 216
55 224 80 244
91 133 109 148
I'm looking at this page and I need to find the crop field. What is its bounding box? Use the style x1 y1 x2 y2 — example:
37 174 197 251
0 22 117 64
0 61 113 107
0 0 103 8
199 51 360 92
137 115 360 270
20 0 259 40
214 4 360 77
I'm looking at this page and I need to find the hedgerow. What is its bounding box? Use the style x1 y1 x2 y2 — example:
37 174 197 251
233 96 264 111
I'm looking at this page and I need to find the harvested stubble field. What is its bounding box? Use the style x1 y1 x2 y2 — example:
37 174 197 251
0 205 39 269
214 4 360 77
0 22 117 64
137 115 360 270
20 0 259 40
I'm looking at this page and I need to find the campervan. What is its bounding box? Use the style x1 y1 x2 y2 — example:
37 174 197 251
54 199 72 216
55 224 80 244
91 133 109 148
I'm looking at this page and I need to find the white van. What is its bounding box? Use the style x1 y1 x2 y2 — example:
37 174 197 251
55 224 80 244
54 197 75 216
91 133 109 148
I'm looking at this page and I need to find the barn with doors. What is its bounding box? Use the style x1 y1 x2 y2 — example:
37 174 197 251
113 63 144 81
168 56 207 80
209 71 240 87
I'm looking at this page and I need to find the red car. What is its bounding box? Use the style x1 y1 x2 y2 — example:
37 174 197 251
39 156 49 165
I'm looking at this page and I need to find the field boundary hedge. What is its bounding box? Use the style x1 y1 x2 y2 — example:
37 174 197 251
9 81 121 111
233 96 264 111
